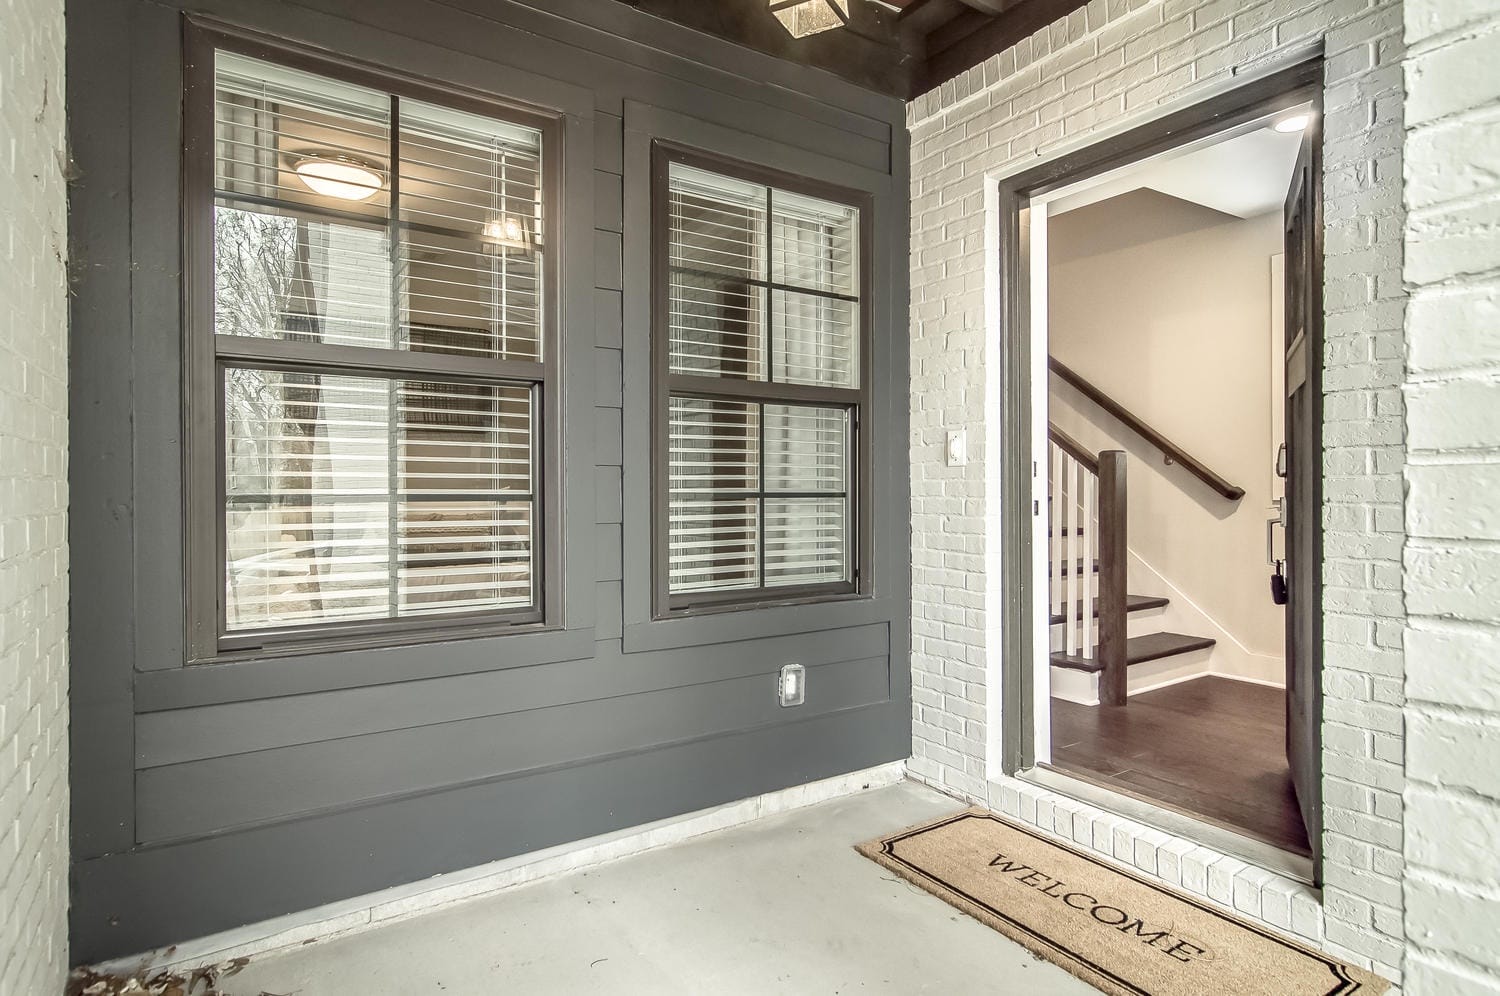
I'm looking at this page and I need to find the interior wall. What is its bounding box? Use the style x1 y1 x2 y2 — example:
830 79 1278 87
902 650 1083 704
907 0 1408 981
1401 0 1500 990
1047 189 1286 676
0 0 70 989
66 0 910 962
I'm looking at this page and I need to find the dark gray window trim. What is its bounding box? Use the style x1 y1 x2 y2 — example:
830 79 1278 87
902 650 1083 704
181 20 573 662
649 141 875 620
618 99 908 656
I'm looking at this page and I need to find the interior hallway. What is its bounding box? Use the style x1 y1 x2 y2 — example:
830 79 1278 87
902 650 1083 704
216 782 1094 995
1051 677 1310 856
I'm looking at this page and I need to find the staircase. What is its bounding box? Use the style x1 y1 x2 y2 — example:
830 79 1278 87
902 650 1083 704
1047 425 1216 706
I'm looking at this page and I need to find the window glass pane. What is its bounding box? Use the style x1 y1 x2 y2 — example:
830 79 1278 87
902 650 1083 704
215 52 391 217
668 398 760 593
765 497 847 587
669 272 765 380
399 99 543 362
668 164 767 281
771 291 858 388
213 206 393 347
223 366 534 630
764 405 848 494
213 54 544 363
765 405 849 588
772 188 858 296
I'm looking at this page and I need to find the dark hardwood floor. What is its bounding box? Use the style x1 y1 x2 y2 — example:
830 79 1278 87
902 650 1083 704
1050 676 1311 856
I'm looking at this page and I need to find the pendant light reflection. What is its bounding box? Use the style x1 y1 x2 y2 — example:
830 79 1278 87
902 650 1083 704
770 0 850 37
483 215 535 255
292 154 385 201
1273 114 1311 134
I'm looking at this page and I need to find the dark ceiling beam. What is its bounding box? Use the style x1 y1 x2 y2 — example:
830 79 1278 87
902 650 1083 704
613 0 918 97
609 0 1093 103
951 0 1018 13
914 0 1087 95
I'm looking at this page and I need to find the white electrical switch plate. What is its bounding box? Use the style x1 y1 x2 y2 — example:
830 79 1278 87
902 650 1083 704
778 663 806 707
946 429 968 467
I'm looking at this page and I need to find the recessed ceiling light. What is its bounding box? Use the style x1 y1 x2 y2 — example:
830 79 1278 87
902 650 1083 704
293 155 384 201
1273 114 1310 134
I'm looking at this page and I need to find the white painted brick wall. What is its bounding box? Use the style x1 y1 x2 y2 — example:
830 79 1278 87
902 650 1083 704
907 0 1407 981
0 0 71 991
1401 0 1500 991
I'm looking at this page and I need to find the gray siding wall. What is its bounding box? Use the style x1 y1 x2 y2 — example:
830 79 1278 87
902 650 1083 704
67 0 910 962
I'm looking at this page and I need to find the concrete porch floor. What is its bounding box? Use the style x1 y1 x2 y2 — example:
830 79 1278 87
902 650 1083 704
220 780 1097 994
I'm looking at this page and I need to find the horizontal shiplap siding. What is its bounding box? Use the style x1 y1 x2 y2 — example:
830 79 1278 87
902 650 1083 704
137 655 890 840
135 625 888 768
69 0 909 962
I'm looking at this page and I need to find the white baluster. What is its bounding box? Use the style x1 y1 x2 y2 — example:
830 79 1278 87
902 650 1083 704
1081 469 1096 659
1056 441 1068 615
1064 457 1080 657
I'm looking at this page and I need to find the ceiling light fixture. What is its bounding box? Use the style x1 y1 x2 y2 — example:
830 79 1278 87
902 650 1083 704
1273 114 1310 134
292 154 385 201
769 0 850 38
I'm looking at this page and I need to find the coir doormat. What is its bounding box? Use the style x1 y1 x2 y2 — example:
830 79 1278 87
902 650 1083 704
857 809 1388 995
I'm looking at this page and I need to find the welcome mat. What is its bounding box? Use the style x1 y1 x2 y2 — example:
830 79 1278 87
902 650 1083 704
857 809 1388 995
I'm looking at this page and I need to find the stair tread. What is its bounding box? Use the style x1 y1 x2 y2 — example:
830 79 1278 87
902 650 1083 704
1049 593 1169 625
1050 558 1099 578
1049 631 1217 673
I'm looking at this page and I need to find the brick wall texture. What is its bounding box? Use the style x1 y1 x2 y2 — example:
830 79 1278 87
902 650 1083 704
0 0 71 991
906 0 1409 982
1401 0 1500 992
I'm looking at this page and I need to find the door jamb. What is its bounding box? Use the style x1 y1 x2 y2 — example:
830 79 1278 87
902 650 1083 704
995 60 1326 859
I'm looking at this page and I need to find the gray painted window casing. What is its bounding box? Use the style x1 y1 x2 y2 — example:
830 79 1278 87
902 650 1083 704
183 26 569 660
67 0 910 962
621 100 908 654
649 143 875 618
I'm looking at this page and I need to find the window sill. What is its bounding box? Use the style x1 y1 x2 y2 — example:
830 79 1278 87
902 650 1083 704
623 590 897 654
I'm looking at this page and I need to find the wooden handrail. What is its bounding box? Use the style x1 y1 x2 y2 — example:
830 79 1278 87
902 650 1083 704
1047 424 1098 474
1048 357 1246 502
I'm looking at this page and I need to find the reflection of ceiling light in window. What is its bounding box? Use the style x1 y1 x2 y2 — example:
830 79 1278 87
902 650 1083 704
1273 114 1310 133
770 0 850 37
483 216 534 256
293 155 384 201
484 216 528 244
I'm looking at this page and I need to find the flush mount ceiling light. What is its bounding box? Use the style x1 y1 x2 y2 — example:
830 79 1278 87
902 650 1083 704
292 154 384 201
770 0 850 38
1273 114 1311 133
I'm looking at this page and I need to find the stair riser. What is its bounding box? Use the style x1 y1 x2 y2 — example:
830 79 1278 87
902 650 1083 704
1048 646 1217 706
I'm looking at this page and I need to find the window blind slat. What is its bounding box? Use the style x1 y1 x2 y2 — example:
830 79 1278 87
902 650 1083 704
223 367 534 631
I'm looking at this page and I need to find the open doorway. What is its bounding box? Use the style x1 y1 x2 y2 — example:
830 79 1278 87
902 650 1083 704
996 62 1325 877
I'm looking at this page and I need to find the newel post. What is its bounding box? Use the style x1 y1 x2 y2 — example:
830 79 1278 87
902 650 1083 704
1097 450 1128 707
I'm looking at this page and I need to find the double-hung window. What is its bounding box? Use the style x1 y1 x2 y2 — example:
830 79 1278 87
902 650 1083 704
187 34 557 655
652 146 871 614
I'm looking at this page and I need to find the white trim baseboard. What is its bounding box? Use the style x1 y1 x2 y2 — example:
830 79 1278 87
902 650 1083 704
92 761 908 976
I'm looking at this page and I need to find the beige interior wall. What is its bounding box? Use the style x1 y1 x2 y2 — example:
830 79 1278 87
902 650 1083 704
1048 188 1286 665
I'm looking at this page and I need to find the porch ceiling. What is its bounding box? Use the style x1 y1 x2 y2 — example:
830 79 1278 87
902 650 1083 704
611 0 1089 99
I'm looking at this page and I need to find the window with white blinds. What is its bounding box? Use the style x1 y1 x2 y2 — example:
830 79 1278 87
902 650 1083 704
655 151 867 611
197 42 553 649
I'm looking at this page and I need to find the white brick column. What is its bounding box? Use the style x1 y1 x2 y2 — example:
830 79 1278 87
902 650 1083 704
907 0 1407 981
0 0 71 990
1401 0 1500 991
